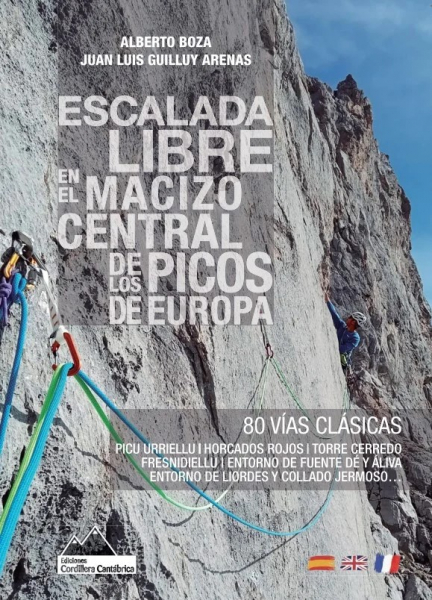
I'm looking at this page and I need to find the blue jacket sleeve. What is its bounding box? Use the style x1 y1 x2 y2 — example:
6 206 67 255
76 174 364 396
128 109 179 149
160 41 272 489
327 301 345 330
339 332 360 354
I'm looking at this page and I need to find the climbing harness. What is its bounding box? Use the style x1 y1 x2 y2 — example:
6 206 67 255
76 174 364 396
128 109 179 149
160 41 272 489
0 232 80 459
0 234 351 573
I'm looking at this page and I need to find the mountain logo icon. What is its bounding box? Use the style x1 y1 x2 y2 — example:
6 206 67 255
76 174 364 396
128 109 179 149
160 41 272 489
61 526 116 556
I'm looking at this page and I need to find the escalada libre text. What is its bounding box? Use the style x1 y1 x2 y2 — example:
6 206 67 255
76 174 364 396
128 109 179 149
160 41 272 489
58 95 274 326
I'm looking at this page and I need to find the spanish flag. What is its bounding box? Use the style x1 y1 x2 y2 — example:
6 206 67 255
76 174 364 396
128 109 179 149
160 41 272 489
308 555 336 571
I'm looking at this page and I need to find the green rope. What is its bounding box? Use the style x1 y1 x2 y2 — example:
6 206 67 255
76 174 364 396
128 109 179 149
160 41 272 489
0 366 63 534
270 357 313 416
0 352 345 528
270 357 350 440
75 358 271 512
75 375 195 510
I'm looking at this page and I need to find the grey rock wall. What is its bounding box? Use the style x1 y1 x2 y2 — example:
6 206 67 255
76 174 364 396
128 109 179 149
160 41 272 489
0 0 430 599
306 65 432 591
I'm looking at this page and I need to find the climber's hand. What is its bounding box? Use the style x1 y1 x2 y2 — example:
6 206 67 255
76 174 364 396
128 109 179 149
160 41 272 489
325 292 330 303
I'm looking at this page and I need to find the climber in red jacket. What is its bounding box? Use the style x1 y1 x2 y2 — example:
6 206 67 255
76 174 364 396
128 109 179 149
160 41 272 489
325 292 366 371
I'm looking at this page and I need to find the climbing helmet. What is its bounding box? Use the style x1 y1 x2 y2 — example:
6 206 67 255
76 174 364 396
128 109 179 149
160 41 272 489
351 311 367 327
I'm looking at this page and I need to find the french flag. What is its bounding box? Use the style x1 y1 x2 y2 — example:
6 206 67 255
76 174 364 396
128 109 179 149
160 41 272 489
374 554 401 574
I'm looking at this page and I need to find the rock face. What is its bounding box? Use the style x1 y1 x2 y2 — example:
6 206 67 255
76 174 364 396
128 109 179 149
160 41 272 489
306 66 432 591
0 1 431 600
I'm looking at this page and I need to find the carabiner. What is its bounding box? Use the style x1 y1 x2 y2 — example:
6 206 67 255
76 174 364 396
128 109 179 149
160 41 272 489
4 253 19 280
51 330 81 376
265 343 274 359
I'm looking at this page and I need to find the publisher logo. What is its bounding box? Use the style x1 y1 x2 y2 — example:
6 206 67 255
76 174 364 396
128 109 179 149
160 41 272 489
57 526 136 574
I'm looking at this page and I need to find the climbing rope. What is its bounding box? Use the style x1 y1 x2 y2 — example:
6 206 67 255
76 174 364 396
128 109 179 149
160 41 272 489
0 364 70 573
0 238 349 568
75 348 350 524
270 356 350 438
0 273 28 457
76 370 338 537
75 357 271 512
0 357 338 577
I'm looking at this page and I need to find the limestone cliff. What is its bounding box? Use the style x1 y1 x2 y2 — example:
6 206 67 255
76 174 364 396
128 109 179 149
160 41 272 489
0 1 431 599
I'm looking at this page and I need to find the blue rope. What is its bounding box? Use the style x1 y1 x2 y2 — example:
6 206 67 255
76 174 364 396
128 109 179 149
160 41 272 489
0 274 28 457
78 371 336 538
0 364 70 574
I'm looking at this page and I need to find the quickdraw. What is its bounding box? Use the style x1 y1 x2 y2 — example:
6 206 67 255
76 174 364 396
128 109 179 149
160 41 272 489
51 328 81 377
0 231 81 376
265 342 274 359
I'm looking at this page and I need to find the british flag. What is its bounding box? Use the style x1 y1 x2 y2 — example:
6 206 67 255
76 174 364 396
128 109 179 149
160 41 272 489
340 555 368 571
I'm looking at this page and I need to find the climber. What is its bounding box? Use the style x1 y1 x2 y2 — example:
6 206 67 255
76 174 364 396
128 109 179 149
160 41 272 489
325 292 366 372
